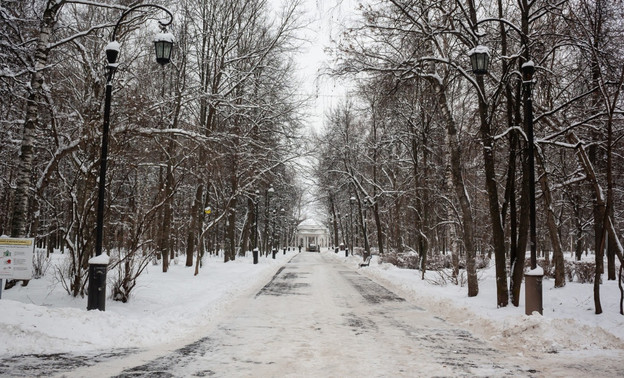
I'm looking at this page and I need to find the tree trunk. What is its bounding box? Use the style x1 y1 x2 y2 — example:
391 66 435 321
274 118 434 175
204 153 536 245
186 185 203 267
160 159 174 273
372 201 383 255
536 154 565 287
434 83 478 297
11 1 65 238
239 198 253 256
225 205 237 263
330 195 339 248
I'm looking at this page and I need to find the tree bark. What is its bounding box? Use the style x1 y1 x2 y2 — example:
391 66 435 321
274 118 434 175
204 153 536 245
434 83 478 297
186 185 203 267
11 0 65 238
536 154 565 287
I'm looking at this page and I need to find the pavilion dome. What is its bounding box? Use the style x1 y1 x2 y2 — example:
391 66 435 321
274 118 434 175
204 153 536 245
296 219 329 251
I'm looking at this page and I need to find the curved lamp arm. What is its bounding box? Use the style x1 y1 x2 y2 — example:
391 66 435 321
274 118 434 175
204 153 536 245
111 4 173 42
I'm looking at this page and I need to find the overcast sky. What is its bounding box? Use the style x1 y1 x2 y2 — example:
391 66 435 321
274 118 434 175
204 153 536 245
274 0 361 133
266 0 362 222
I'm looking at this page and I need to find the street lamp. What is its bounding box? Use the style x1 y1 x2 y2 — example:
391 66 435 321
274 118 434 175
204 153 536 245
280 208 286 254
88 4 174 311
521 60 543 315
468 45 490 75
264 185 274 256
253 190 260 264
272 208 277 258
154 33 174 65
349 196 356 257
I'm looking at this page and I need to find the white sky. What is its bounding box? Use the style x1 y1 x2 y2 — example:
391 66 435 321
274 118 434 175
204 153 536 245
272 0 362 132
265 0 364 222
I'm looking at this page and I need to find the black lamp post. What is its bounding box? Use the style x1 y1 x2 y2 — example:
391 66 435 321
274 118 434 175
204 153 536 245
521 61 537 269
280 208 286 254
521 60 543 315
349 196 356 257
253 190 259 264
272 208 277 258
291 220 297 251
264 186 274 256
88 4 173 311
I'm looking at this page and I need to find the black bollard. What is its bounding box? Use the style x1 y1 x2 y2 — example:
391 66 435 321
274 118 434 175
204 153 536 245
87 262 108 311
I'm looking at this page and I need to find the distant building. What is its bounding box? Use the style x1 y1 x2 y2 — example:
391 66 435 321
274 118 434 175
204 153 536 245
296 219 329 252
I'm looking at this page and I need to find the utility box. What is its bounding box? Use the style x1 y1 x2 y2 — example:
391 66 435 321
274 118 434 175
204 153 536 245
87 254 109 311
525 270 544 315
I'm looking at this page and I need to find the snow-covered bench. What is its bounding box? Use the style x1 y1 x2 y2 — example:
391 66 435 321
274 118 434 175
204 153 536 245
359 255 372 268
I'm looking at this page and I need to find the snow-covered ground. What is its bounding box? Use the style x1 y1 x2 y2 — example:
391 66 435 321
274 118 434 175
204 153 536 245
1 249 623 360
0 252 287 356
332 253 624 356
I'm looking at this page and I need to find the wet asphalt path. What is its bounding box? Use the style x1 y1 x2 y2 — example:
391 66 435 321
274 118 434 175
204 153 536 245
107 252 533 377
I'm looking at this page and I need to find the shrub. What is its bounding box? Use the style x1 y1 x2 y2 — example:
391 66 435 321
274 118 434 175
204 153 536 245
475 255 491 269
32 248 50 279
380 250 490 272
525 259 597 283
572 261 596 283
524 258 554 279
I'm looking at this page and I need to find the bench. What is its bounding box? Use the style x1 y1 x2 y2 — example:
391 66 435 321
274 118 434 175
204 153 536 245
358 255 372 268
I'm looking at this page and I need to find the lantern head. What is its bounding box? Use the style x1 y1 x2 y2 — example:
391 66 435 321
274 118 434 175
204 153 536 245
468 45 490 75
154 32 174 66
105 41 121 65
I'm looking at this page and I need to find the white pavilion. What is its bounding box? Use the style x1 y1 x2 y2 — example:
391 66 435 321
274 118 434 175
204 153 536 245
296 219 330 251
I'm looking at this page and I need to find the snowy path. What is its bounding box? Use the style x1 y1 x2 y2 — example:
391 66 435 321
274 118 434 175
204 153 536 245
100 253 533 376
3 252 622 377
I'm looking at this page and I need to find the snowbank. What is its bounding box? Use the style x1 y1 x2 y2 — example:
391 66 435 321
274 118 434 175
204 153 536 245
2 249 623 358
0 253 287 355
327 251 624 355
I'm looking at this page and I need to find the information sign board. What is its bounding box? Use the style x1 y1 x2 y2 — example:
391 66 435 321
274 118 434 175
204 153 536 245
0 237 34 280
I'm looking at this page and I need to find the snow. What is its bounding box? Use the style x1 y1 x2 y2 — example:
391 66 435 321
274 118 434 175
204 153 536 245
468 45 490 56
105 41 120 52
338 252 624 355
525 265 544 276
0 253 285 355
1 249 623 363
88 253 110 265
522 60 535 68
154 32 175 43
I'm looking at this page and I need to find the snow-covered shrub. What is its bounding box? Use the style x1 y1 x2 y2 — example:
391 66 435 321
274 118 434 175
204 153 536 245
572 261 596 283
380 251 490 273
109 248 154 303
53 254 88 297
379 251 419 269
565 260 575 282
32 248 50 279
404 253 420 269
380 251 402 266
426 252 452 271
426 268 468 287
474 254 491 269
